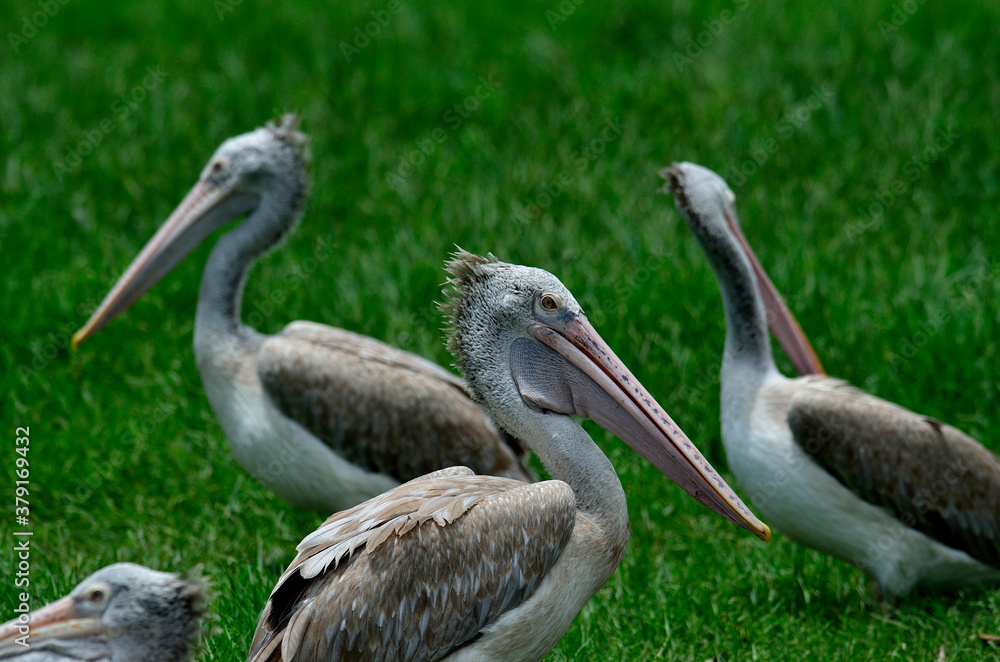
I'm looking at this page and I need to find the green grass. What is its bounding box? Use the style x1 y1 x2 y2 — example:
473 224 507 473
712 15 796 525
3 0 1000 659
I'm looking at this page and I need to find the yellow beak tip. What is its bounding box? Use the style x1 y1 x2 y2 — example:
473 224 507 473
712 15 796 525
70 330 86 351
760 524 772 543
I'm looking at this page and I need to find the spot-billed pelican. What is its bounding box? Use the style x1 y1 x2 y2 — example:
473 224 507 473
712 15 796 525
71 117 532 512
663 161 1000 597
247 252 769 661
0 563 205 661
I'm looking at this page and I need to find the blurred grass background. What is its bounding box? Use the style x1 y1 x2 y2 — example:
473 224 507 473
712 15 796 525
3 0 1000 659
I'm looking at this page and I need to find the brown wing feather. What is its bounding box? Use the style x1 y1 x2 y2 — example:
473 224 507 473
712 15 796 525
257 321 533 482
788 380 1000 567
248 474 576 662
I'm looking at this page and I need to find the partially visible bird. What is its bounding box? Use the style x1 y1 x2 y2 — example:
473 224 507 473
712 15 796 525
71 116 532 513
664 161 1000 596
0 563 206 662
246 252 769 662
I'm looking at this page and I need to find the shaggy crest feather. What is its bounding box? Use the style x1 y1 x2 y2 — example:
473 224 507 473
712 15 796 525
178 566 211 638
266 113 309 154
439 249 499 375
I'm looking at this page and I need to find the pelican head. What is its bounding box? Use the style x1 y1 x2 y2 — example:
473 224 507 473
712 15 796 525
0 563 207 661
72 115 309 349
442 251 770 541
661 162 824 376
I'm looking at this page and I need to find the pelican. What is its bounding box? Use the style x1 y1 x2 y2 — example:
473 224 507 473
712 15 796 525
0 563 205 661
71 116 532 512
663 161 1000 597
247 252 770 661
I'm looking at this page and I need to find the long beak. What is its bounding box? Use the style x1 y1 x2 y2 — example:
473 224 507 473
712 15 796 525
529 316 770 542
71 180 256 349
723 209 825 376
0 597 106 652
661 162 824 377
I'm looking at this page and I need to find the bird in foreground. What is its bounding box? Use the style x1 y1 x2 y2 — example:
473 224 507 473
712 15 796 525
247 252 770 662
70 116 532 513
0 563 206 662
663 161 1000 597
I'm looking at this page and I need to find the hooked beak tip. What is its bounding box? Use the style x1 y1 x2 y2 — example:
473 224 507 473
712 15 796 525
71 330 86 351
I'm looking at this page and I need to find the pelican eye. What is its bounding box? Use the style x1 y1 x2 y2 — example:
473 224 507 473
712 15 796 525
86 584 110 606
540 293 560 311
209 157 230 176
